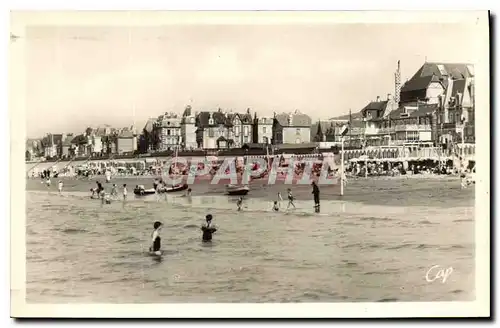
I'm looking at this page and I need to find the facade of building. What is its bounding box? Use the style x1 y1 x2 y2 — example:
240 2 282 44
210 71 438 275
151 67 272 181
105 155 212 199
252 114 273 144
195 110 234 149
272 111 312 145
153 112 182 151
227 109 254 148
116 127 137 155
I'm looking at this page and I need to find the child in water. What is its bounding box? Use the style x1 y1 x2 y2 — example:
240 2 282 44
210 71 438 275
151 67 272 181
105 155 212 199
236 197 243 211
201 214 217 242
149 221 163 253
272 201 279 212
58 181 63 194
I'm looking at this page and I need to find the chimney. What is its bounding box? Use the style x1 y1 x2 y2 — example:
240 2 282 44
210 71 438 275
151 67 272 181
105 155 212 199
387 94 392 101
376 96 380 102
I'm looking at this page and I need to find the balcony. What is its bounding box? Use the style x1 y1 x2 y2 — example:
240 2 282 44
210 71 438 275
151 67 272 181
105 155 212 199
394 124 431 132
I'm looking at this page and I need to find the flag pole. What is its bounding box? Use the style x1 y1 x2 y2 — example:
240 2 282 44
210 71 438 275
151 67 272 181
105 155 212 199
340 136 344 196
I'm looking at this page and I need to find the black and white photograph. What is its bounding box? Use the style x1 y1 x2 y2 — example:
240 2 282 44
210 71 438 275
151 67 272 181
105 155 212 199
10 10 490 318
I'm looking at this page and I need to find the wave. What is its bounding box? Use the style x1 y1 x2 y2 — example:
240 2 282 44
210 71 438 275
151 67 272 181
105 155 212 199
377 297 399 302
453 219 473 223
54 228 90 234
116 236 141 244
359 216 397 222
418 220 437 225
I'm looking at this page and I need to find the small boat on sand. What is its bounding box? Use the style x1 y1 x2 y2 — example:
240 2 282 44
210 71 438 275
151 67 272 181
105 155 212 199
226 184 250 196
134 184 189 196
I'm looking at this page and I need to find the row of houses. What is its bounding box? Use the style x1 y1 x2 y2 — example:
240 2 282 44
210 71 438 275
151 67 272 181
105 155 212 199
26 125 139 161
26 61 475 161
311 61 475 149
138 106 313 152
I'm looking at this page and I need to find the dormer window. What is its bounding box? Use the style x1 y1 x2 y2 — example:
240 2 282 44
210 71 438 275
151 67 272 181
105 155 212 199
209 117 214 125
437 64 447 76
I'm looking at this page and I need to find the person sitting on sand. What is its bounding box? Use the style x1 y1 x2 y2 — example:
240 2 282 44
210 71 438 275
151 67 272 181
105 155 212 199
201 214 217 242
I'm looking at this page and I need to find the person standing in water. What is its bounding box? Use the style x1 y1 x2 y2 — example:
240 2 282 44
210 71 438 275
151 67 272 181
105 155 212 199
277 192 284 206
201 214 217 242
111 184 118 198
149 221 163 253
122 184 128 201
286 188 296 209
311 181 320 212
57 180 63 194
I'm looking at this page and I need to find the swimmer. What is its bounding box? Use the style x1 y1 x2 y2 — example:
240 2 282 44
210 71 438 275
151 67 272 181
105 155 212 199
58 180 63 194
149 221 163 253
286 188 295 209
236 197 243 211
272 200 279 212
201 214 217 242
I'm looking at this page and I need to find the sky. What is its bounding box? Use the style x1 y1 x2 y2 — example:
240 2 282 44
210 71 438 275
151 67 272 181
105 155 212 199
23 23 483 138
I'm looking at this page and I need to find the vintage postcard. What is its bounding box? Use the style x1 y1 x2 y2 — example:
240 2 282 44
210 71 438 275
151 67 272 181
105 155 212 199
11 11 490 318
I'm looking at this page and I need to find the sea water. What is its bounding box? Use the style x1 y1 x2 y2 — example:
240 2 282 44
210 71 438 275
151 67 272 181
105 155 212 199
25 178 475 303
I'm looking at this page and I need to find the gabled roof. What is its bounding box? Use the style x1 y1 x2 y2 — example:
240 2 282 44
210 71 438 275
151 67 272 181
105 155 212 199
329 111 363 121
143 118 156 133
196 111 233 128
361 100 389 116
401 62 472 93
388 103 438 120
275 111 312 127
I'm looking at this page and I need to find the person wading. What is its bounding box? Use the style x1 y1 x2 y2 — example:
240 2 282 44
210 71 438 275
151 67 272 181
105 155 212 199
311 181 320 212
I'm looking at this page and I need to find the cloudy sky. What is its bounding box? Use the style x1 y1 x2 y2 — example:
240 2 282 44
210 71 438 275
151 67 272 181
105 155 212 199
23 22 483 137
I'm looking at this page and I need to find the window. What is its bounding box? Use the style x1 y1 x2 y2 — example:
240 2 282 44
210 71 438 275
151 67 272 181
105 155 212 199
295 138 301 144
296 128 300 135
244 136 249 143
263 127 267 134
235 127 240 135
167 130 171 136
208 128 214 138
244 126 249 135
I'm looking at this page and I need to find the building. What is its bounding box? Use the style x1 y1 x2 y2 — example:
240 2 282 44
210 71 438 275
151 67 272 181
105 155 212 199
399 62 475 145
61 133 75 158
195 110 234 149
180 105 197 150
41 133 64 158
252 113 273 144
139 118 157 153
116 127 137 155
227 108 254 148
272 110 312 144
153 112 182 151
